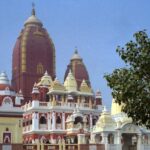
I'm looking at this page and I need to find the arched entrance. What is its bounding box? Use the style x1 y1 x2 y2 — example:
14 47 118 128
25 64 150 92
121 123 141 150
122 133 137 150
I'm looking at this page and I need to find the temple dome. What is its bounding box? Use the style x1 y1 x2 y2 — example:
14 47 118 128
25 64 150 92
50 78 66 91
0 72 14 92
24 15 42 27
64 48 91 88
0 72 9 85
37 71 52 87
24 7 42 27
93 107 116 132
80 79 92 93
71 49 82 61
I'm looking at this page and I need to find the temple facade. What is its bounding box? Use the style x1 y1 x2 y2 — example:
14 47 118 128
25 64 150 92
91 100 150 150
22 68 102 144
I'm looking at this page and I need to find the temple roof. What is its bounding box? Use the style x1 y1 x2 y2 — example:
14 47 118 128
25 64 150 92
37 71 52 87
80 79 92 93
0 72 14 91
64 70 77 92
0 72 15 98
24 7 43 27
50 78 65 91
71 49 82 61
93 107 116 132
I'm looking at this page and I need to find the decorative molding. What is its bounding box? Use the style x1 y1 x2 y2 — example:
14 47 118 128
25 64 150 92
21 28 30 72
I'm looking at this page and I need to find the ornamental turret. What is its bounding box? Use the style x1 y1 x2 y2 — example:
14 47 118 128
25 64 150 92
64 48 91 89
0 72 9 85
0 72 18 99
15 90 24 105
0 72 21 107
31 83 40 100
80 79 92 93
64 70 77 92
12 6 56 102
37 71 52 87
37 71 52 101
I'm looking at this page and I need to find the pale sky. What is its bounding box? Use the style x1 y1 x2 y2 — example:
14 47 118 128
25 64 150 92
0 0 150 108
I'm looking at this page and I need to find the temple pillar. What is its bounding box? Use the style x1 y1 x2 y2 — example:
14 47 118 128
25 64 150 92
90 114 92 129
78 134 86 144
62 138 65 150
147 134 150 144
116 131 122 150
37 141 40 150
32 112 39 130
62 112 65 130
48 112 51 130
101 132 108 144
89 97 92 109
62 96 65 105
65 95 68 104
101 132 108 150
52 95 56 106
52 111 56 130
77 96 80 106
58 138 62 150
81 96 85 106
41 142 44 150
137 133 142 150
90 134 96 143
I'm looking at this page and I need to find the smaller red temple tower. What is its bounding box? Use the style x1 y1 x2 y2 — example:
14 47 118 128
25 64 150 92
64 48 91 89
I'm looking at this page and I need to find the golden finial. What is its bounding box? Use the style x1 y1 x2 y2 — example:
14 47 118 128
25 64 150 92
32 2 36 16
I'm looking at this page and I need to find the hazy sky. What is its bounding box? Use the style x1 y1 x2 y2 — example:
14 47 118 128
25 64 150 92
0 0 150 108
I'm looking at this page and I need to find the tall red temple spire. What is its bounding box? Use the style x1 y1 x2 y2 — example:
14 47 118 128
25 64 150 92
12 6 56 102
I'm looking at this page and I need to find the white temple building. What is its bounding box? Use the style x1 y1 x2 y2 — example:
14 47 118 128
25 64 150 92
91 99 150 150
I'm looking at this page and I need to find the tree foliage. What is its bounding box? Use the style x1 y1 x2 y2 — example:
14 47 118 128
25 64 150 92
104 30 150 128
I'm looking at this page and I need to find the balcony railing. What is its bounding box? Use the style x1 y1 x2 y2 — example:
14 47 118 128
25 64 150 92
39 124 47 130
22 101 103 112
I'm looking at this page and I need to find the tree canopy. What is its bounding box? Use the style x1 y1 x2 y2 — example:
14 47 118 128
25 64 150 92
104 30 150 128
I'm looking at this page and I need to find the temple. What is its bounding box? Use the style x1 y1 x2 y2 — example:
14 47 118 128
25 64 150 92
0 5 150 150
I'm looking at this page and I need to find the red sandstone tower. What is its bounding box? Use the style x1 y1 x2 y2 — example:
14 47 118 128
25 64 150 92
64 48 91 88
12 7 56 101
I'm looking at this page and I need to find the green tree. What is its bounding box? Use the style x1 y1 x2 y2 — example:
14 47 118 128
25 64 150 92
104 30 150 128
